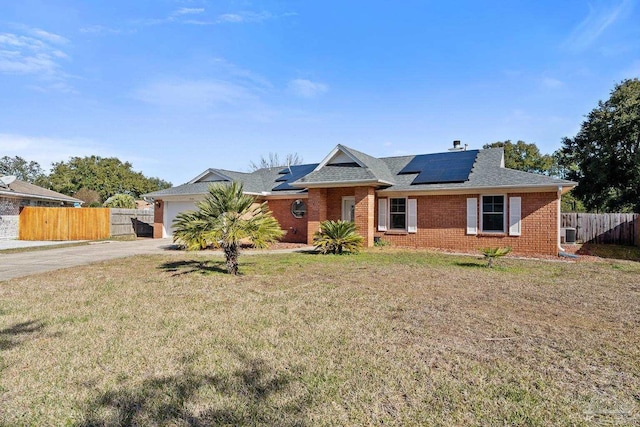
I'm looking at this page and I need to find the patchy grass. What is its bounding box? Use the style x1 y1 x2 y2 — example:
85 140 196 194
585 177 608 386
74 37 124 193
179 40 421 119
578 243 640 262
1 250 639 426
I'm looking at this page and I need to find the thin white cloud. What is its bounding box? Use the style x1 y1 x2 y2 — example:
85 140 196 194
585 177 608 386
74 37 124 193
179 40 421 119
173 7 205 16
133 78 256 108
563 0 635 51
288 79 328 98
79 25 124 35
28 28 68 45
0 26 71 90
541 77 564 89
216 11 273 24
0 134 110 170
210 57 273 90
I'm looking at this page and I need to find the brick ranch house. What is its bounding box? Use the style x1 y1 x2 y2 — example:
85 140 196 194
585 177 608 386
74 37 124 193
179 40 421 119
143 144 577 256
0 177 83 239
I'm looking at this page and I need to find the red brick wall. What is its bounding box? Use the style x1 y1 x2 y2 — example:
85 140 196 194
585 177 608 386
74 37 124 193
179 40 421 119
355 186 375 247
307 188 328 244
374 192 559 255
326 188 353 220
267 199 308 243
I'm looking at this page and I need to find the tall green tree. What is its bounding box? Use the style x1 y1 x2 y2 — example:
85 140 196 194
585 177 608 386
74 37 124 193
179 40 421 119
172 182 284 275
561 78 640 212
44 156 171 201
483 140 554 174
0 156 46 183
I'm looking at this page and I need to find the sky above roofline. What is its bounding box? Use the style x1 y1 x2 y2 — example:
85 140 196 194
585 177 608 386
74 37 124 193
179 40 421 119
1 0 638 185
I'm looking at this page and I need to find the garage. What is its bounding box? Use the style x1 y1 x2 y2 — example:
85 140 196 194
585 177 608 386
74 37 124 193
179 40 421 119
162 200 199 238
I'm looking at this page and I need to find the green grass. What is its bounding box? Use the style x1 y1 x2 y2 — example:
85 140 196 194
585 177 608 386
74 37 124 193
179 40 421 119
1 250 639 425
578 243 640 262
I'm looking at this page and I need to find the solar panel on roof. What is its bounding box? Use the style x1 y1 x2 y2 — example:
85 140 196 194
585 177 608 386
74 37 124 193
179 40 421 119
399 150 478 185
272 163 318 191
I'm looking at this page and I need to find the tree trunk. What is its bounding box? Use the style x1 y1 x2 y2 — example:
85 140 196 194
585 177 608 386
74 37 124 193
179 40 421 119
224 243 239 275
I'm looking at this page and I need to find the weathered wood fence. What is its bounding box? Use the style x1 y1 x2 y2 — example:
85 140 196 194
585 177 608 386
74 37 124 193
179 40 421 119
19 207 154 240
110 208 153 237
19 207 111 241
561 213 639 246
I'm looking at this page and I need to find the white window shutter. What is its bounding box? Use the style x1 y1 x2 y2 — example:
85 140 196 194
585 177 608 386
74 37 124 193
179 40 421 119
509 197 521 236
377 198 387 231
407 199 417 233
467 198 477 235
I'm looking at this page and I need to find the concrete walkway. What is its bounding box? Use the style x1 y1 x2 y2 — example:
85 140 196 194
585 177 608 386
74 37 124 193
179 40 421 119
0 239 314 281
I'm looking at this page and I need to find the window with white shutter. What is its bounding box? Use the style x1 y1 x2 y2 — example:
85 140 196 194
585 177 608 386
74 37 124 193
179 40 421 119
407 199 417 233
377 198 387 231
509 196 521 236
467 198 478 235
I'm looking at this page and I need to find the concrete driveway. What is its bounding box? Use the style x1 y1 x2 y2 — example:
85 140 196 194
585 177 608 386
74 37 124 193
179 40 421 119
0 239 179 281
0 239 313 281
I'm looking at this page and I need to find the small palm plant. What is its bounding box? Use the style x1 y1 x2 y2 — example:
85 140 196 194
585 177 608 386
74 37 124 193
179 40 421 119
313 220 364 254
172 182 284 275
480 246 512 268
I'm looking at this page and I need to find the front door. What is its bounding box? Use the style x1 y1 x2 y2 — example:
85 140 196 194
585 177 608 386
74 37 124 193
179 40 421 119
342 197 355 222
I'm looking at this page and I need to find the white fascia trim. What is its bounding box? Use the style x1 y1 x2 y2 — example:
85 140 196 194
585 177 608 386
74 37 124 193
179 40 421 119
0 190 81 204
376 184 576 197
262 193 309 200
291 179 393 189
313 144 365 171
155 194 207 202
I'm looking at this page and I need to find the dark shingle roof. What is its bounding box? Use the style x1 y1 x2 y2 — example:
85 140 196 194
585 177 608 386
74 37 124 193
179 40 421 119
377 148 575 192
142 145 576 199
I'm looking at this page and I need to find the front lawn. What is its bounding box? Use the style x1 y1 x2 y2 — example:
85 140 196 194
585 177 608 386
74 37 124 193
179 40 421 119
1 251 639 425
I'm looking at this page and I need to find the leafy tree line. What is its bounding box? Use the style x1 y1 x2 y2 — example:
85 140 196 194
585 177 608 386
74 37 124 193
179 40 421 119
489 78 640 213
481 140 584 212
0 155 171 205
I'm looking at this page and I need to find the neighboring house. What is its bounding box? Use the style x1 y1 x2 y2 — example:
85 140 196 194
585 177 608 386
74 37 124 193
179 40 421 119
143 144 577 255
0 178 83 239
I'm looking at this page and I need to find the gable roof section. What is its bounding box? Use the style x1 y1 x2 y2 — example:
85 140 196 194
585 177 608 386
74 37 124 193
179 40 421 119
292 144 395 188
0 179 83 204
187 168 233 184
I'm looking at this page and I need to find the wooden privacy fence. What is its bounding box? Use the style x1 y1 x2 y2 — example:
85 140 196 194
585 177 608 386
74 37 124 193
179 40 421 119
19 207 110 241
561 213 639 246
110 208 153 237
19 207 154 240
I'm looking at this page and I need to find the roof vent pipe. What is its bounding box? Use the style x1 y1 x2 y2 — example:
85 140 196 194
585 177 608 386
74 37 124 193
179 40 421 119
449 140 464 152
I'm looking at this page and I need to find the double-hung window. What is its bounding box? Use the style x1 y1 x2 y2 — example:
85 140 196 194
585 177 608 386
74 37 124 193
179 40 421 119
389 198 407 230
481 195 505 232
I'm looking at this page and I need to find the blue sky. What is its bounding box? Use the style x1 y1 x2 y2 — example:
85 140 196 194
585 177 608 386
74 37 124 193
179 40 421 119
1 0 639 185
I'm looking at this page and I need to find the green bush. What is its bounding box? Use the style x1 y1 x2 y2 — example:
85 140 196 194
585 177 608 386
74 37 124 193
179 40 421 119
103 194 136 209
313 220 364 254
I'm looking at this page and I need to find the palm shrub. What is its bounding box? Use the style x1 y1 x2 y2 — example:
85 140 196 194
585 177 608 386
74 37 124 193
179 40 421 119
479 246 512 268
313 220 364 254
172 182 284 275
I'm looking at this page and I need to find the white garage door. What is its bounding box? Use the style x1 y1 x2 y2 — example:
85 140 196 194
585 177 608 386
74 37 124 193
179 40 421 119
164 201 199 237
